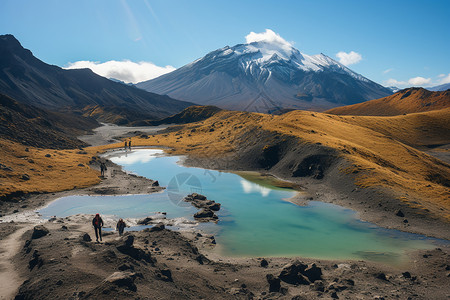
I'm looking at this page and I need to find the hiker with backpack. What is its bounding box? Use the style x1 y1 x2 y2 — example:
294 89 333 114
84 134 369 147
92 213 104 242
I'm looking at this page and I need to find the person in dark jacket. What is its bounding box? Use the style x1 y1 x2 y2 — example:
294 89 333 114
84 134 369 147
100 162 107 177
128 140 132 150
92 213 104 242
116 218 126 236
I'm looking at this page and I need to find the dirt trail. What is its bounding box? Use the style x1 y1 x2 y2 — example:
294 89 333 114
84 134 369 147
0 225 32 299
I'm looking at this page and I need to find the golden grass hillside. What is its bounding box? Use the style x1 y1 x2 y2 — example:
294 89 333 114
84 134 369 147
95 108 450 221
0 139 100 199
326 88 450 116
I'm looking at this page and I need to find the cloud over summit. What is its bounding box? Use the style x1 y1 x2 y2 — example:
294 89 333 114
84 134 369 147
245 29 293 51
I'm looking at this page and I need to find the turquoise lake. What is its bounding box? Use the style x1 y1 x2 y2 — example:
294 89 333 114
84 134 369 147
39 149 443 263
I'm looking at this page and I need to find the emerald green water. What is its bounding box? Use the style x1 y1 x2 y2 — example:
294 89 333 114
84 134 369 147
39 149 444 263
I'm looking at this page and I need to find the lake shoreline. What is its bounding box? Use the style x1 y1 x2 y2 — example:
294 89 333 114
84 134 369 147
1 124 450 299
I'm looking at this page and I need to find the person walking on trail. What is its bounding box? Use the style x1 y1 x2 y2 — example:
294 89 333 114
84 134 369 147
128 140 132 150
116 218 126 236
100 162 107 177
92 213 104 242
124 140 128 151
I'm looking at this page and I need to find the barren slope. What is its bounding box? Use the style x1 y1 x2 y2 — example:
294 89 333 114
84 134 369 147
326 88 450 116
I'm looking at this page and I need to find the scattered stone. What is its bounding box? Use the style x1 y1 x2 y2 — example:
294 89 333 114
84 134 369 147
151 181 159 187
402 272 412 279
184 193 221 213
330 291 339 299
56 280 63 286
61 225 68 231
279 261 309 285
260 258 269 268
77 151 88 154
375 273 388 281
266 274 281 292
311 280 325 292
194 208 218 221
81 233 92 242
158 268 173 282
21 174 30 181
77 163 84 167
104 271 137 291
31 225 49 239
303 263 322 282
396 210 405 217
29 250 43 270
45 154 51 158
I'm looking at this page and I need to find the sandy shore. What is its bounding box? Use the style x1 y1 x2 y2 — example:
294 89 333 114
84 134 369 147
1 124 449 299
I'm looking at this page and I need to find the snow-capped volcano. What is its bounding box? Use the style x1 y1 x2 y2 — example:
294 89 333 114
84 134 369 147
137 34 392 113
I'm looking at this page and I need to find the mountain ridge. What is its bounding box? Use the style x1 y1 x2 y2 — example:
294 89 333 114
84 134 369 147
0 34 194 124
137 40 392 113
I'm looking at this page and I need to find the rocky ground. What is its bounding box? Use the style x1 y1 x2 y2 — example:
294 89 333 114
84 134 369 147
1 124 449 299
5 219 450 300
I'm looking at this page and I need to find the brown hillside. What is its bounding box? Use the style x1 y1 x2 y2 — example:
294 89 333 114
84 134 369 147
95 107 450 221
326 88 450 116
0 139 100 199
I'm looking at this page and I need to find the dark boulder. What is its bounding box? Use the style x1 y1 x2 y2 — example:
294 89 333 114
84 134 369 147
194 209 217 219
266 274 281 292
303 263 322 282
81 233 92 242
151 180 159 187
260 258 269 268
104 272 137 292
396 210 405 217
279 261 309 285
209 202 221 211
31 225 49 239
29 250 43 270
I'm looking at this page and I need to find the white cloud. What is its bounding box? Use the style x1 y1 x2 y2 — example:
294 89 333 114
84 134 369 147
407 76 432 86
438 73 450 84
245 29 293 50
385 78 407 87
64 60 176 84
335 51 362 66
383 68 393 74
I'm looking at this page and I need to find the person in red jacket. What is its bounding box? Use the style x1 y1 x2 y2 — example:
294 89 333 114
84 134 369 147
92 213 104 242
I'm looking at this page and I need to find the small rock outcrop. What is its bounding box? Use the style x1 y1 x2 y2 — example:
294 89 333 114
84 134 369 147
104 271 137 292
279 261 322 285
184 193 221 222
31 225 49 239
115 235 155 264
266 274 281 292
81 233 92 242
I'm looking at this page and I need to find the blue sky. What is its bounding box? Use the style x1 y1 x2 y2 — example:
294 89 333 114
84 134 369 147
1 0 449 87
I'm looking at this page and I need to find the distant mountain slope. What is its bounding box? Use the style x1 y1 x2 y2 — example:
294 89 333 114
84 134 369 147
143 105 222 126
0 93 97 149
0 34 193 123
326 88 450 116
428 83 450 91
137 40 392 113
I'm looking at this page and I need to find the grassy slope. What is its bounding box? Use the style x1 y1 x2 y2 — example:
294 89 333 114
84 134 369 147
0 139 100 199
94 108 450 221
326 88 450 116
